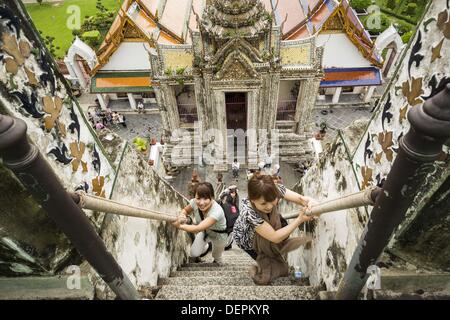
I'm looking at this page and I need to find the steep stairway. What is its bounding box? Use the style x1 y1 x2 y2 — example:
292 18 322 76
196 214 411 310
277 133 315 165
162 127 200 171
155 248 319 300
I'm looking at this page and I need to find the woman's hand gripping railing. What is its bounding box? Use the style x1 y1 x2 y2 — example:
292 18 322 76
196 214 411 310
282 186 382 220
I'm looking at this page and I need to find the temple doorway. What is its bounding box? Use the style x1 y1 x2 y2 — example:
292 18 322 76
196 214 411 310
225 92 247 164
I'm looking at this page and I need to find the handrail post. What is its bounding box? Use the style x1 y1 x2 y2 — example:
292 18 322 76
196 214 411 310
335 85 450 300
0 115 140 300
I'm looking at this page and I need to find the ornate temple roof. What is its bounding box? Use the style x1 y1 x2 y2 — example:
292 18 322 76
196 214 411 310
320 67 382 87
93 0 382 74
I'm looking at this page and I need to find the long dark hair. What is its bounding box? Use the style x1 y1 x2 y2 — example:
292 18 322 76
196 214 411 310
248 175 282 202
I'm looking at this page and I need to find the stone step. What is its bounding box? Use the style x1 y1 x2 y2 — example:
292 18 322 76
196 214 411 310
281 151 313 158
205 249 253 261
186 258 254 264
277 140 307 147
159 276 307 287
277 128 294 133
183 261 254 268
220 258 253 262
278 138 308 144
0 276 94 300
155 285 318 300
179 266 250 272
163 147 202 153
279 133 307 140
221 257 254 262
222 248 249 254
279 149 306 156
171 270 249 277
281 158 312 164
276 121 296 128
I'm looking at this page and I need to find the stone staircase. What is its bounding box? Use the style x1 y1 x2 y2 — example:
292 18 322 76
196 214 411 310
161 127 315 173
155 248 319 300
277 132 314 165
162 128 200 170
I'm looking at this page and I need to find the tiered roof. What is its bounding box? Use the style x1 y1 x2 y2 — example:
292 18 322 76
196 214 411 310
93 0 382 80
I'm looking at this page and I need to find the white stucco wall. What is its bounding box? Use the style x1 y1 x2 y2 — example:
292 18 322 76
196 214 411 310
317 33 372 68
0 6 190 293
285 0 450 291
95 144 191 299
101 42 152 71
0 9 115 275
0 29 115 207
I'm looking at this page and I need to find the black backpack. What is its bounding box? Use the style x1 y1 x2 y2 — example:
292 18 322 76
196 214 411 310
198 200 240 234
219 201 240 233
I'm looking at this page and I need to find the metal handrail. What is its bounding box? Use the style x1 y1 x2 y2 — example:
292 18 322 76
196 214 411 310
70 191 185 223
282 187 381 219
0 115 140 300
335 84 450 300
71 184 379 225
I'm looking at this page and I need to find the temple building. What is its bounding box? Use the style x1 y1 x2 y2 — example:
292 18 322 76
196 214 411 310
66 0 400 171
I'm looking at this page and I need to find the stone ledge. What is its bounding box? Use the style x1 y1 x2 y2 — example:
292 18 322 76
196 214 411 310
0 276 94 300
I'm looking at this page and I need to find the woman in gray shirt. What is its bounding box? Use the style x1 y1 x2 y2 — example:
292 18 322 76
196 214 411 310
173 182 227 263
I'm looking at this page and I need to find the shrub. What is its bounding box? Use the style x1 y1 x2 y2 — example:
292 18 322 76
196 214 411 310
401 30 413 43
81 30 101 48
133 137 148 152
395 20 413 35
176 67 186 75
164 68 173 76
405 3 417 15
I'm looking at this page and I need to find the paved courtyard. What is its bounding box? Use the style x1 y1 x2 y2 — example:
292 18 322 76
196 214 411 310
77 93 373 178
78 92 373 145
109 114 163 144
312 106 373 139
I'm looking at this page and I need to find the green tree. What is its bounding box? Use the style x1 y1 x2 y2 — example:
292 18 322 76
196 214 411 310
96 0 107 14
349 0 372 11
386 0 396 10
44 35 56 56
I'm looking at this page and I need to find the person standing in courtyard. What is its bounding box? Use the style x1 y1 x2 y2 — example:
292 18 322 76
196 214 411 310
187 170 201 199
232 159 240 181
137 100 145 114
118 113 127 128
